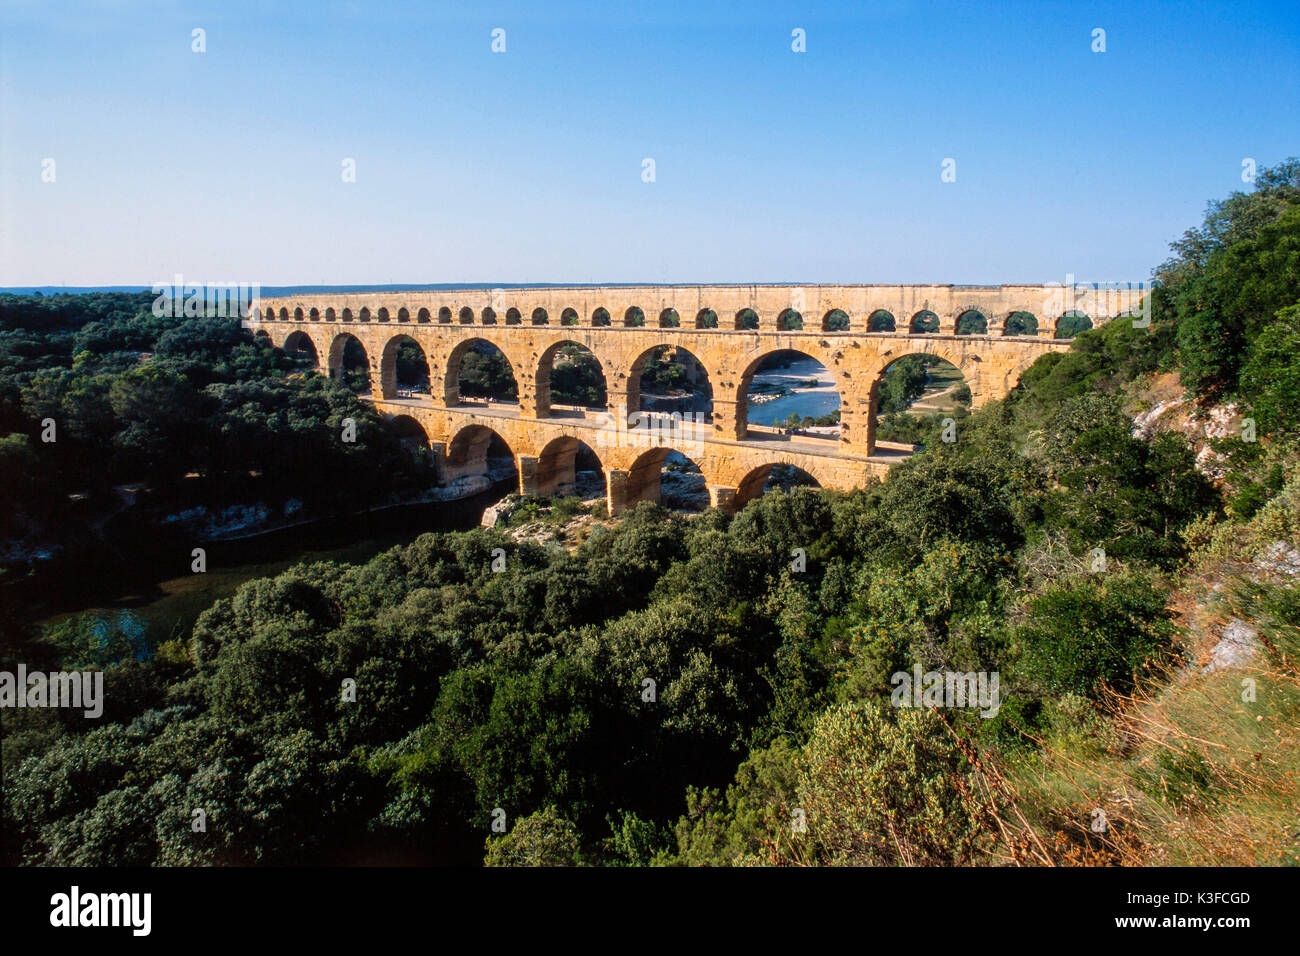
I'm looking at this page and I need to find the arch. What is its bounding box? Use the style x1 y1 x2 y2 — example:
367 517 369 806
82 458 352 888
326 307 338 322
438 307 453 324
560 308 580 327
327 332 371 393
737 348 839 439
482 307 498 325
1004 311 1038 336
446 424 518 489
910 310 939 333
735 462 822 509
309 308 320 322
341 308 354 323
624 447 707 511
626 344 713 419
1056 311 1092 339
444 338 519 406
955 309 987 335
377 307 391 323
735 308 759 330
537 340 608 415
293 307 304 322
658 308 680 328
505 307 522 325
591 307 612 327
1001 356 1040 396
380 334 431 400
531 307 549 326
416 307 431 323
278 307 290 321
624 306 646 327
869 351 972 445
397 307 410 323
695 309 719 329
868 309 896 332
822 309 850 332
389 414 431 459
282 330 319 368
535 436 606 498
359 307 372 323
777 309 803 331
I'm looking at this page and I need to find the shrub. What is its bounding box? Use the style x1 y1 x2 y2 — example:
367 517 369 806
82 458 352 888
1012 570 1176 698
799 703 988 865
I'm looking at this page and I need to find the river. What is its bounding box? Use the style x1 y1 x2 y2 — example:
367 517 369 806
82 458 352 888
746 357 840 426
35 482 511 648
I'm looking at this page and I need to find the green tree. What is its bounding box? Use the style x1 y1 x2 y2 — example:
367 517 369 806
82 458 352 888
484 807 583 866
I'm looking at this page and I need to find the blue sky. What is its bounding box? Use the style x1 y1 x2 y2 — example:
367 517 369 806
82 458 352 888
1 0 1297 287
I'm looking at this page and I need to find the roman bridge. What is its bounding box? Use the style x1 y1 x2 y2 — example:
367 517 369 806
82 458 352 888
247 284 1141 514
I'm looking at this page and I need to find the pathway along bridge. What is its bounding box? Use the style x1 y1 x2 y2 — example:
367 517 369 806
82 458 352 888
248 284 1141 514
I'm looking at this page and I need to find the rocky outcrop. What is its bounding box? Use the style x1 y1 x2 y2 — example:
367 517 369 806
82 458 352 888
1201 618 1260 674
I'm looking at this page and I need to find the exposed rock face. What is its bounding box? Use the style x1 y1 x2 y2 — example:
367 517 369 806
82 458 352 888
1131 398 1184 440
481 496 520 528
1127 390 1245 481
1255 540 1300 579
571 469 607 501
660 467 709 511
1201 618 1260 674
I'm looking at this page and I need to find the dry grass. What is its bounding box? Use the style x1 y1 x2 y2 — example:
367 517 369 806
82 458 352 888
979 573 1300 866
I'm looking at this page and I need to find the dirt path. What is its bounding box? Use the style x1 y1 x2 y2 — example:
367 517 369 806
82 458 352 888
908 379 960 412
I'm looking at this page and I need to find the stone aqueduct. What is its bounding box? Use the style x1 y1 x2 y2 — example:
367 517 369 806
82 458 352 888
248 284 1141 515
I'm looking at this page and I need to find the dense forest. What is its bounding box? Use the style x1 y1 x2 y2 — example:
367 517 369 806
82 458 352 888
0 295 438 607
2 161 1298 865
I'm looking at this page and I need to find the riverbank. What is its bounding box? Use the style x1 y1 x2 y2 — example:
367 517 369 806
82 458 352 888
30 479 515 646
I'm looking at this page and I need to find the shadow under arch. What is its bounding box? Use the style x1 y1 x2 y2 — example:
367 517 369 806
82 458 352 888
624 446 708 511
445 424 519 492
388 413 431 460
734 462 821 509
444 337 519 406
282 329 319 368
380 333 431 399
328 331 371 393
534 435 606 498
